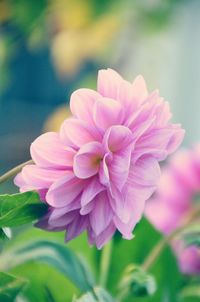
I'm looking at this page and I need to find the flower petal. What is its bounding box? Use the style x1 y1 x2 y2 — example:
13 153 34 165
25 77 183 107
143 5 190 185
103 125 134 190
14 165 65 201
113 216 134 240
31 132 75 168
49 210 77 227
46 173 85 207
117 78 147 113
70 88 101 124
103 125 133 152
81 176 105 207
73 142 104 179
20 165 66 188
93 98 124 132
80 201 95 215
97 68 123 98
95 222 116 249
99 153 111 186
113 183 155 238
130 156 161 187
65 214 88 242
145 198 186 234
109 148 132 191
108 188 130 223
134 126 185 161
89 191 113 236
35 211 65 232
60 118 101 148
132 75 148 102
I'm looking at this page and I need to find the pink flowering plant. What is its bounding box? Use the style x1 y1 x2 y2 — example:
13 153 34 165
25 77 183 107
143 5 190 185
146 146 200 275
0 69 199 302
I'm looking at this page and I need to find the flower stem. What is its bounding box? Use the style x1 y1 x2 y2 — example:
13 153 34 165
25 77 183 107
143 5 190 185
142 229 179 271
0 160 33 184
99 239 113 288
142 206 200 271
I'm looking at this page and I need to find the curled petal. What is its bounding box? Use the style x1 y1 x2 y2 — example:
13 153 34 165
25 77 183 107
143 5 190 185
103 125 133 152
31 132 75 168
60 118 101 148
73 142 104 179
99 153 111 186
103 125 133 190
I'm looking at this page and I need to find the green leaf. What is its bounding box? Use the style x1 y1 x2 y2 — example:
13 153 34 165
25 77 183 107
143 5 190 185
118 264 156 298
94 287 115 302
73 292 95 302
179 285 200 300
0 192 48 227
11 261 80 302
0 227 12 240
4 229 97 302
73 287 115 302
106 217 182 302
0 240 95 292
0 271 28 302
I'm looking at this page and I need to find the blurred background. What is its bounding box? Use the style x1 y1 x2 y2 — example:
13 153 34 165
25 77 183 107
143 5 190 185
0 2 200 301
1 0 200 190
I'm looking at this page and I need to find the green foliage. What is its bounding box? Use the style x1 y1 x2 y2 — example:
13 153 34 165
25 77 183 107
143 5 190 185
0 227 11 240
10 0 48 36
0 271 27 302
179 277 200 302
180 284 200 300
0 240 95 292
2 228 98 302
0 217 183 301
181 223 200 248
0 191 48 228
73 287 115 302
118 264 156 298
73 291 95 302
0 213 194 301
11 262 80 302
105 218 182 302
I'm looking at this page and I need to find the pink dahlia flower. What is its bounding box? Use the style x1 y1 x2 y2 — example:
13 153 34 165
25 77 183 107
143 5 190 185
14 69 184 248
146 146 200 274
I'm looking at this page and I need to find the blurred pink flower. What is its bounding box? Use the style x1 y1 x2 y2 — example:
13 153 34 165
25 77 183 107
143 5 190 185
15 68 184 248
146 147 200 274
